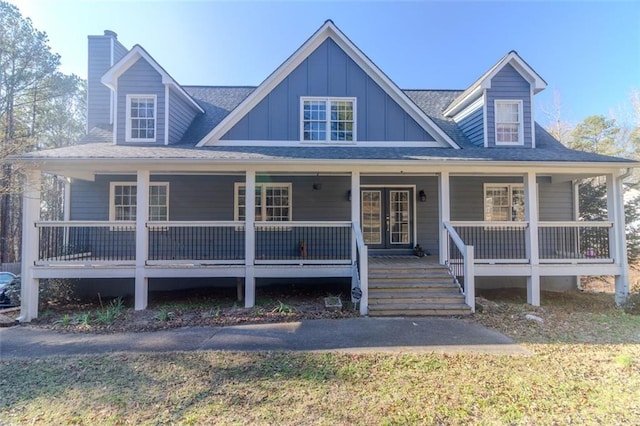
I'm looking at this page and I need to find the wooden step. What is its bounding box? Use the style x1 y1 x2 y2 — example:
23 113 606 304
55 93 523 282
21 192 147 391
368 280 458 291
368 292 465 305
368 303 472 316
368 272 452 281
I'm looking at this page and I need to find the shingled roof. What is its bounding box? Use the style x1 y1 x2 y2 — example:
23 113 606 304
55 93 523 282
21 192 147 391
19 87 636 165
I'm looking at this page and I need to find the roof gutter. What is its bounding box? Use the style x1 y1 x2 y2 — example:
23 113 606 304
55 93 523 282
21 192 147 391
13 156 640 170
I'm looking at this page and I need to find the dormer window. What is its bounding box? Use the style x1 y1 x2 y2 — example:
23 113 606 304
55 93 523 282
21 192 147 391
126 95 156 142
301 97 355 142
495 100 523 145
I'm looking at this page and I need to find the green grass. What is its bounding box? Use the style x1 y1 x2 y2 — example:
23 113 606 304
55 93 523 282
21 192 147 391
3 290 640 424
1 347 639 425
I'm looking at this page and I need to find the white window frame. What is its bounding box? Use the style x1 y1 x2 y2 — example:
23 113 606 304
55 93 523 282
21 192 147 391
109 182 170 222
234 182 292 222
483 183 525 222
125 94 157 142
494 99 524 146
300 97 356 143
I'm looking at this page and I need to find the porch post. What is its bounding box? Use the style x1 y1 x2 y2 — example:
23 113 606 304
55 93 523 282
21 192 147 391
607 173 629 305
244 170 256 308
351 171 360 263
134 170 149 310
439 172 451 265
524 172 540 306
18 169 41 322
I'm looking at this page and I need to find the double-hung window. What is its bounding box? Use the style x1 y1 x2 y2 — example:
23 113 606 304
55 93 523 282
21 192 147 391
302 97 355 142
495 100 523 145
110 182 169 222
126 95 156 142
235 183 291 222
483 184 525 222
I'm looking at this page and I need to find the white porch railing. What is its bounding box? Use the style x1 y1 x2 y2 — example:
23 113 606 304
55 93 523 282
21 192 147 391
352 223 368 315
449 221 614 264
36 221 136 265
443 222 475 312
449 221 529 263
254 221 352 264
147 221 245 265
538 221 613 263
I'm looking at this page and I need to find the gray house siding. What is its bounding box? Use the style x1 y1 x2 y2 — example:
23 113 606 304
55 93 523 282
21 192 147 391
450 176 573 221
485 64 532 148
168 87 199 144
87 33 127 131
222 38 435 142
457 107 484 147
116 58 165 144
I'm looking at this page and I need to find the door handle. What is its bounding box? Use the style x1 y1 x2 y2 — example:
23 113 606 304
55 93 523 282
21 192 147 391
386 216 390 231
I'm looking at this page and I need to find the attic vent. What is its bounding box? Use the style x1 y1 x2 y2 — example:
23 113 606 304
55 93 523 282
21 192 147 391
103 30 118 39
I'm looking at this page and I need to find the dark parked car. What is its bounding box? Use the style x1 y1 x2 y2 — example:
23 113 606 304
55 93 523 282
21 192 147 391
0 272 18 306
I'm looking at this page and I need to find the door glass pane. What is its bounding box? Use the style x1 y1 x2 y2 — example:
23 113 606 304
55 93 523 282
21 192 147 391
361 191 381 245
390 190 410 244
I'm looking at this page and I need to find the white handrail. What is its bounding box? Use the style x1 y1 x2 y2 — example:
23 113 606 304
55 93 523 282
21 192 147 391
147 221 243 227
352 223 368 316
255 220 352 227
35 220 136 227
538 221 613 228
443 221 475 312
449 221 529 228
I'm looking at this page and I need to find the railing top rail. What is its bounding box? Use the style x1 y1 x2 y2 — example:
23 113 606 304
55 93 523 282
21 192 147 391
147 221 244 227
35 220 136 227
443 222 469 251
449 221 529 228
352 222 366 249
538 221 613 228
255 221 352 227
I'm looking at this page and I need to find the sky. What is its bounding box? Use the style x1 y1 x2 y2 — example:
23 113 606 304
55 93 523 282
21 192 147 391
7 0 640 126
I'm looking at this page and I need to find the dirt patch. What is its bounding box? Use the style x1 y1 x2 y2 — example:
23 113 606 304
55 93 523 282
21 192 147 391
473 288 640 344
8 283 358 333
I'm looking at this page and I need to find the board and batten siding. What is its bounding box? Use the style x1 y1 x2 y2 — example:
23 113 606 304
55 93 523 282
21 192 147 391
116 58 165 144
457 107 484 147
221 38 435 142
485 64 533 148
168 86 199 144
449 176 573 221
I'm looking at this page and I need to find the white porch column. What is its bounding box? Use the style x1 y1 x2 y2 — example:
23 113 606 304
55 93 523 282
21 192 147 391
607 173 629 305
524 172 540 306
134 170 149 310
351 171 361 263
438 172 451 265
244 170 256 308
18 169 41 322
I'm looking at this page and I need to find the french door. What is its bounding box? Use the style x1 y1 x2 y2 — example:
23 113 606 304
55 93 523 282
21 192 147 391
361 188 413 249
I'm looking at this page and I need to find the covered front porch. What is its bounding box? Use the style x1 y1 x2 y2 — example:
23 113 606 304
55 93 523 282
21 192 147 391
19 163 631 321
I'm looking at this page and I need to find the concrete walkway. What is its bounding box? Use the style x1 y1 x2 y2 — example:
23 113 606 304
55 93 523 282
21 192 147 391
0 317 529 359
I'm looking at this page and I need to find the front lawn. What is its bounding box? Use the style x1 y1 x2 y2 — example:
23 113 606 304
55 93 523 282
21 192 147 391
1 290 639 424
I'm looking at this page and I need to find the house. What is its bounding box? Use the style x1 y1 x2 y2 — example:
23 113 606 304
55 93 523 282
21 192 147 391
16 21 638 321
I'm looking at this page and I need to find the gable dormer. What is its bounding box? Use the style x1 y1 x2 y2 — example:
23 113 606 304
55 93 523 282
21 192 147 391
198 21 459 148
444 51 546 148
100 45 204 145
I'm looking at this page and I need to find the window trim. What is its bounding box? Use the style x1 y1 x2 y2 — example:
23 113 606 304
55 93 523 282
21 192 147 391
300 97 356 143
494 99 524 146
483 183 525 222
125 94 157 143
234 182 292 222
109 181 170 222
